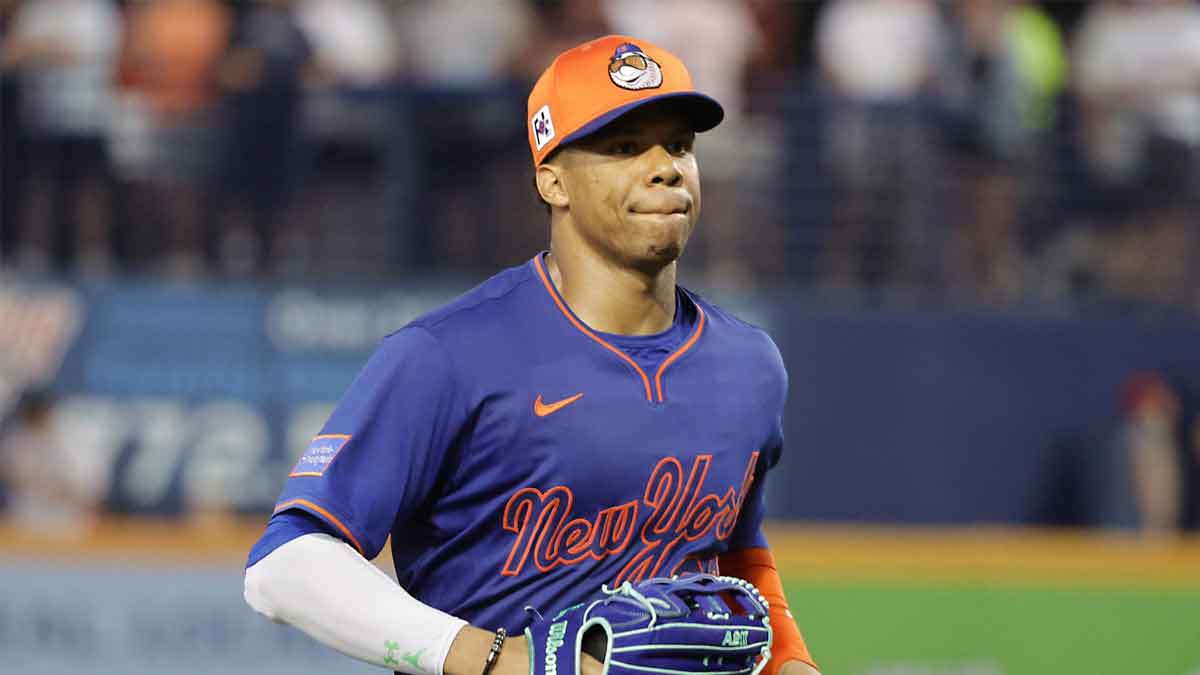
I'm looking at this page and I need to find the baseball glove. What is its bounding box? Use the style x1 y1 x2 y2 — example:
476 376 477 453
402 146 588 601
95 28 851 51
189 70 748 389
525 574 772 675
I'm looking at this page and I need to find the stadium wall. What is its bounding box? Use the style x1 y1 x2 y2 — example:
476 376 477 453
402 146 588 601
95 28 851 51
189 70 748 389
6 281 1200 527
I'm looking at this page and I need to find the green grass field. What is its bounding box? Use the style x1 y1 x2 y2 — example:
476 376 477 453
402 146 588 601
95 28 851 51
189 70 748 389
765 522 1200 675
6 520 1197 674
783 578 1200 675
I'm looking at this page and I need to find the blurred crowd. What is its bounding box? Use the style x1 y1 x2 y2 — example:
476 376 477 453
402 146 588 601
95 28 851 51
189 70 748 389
1 0 1199 309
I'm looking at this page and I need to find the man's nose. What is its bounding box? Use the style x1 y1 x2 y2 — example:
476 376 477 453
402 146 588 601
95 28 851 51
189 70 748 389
644 145 682 187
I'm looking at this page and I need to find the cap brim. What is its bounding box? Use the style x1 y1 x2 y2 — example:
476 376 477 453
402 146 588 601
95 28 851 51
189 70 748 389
559 92 724 148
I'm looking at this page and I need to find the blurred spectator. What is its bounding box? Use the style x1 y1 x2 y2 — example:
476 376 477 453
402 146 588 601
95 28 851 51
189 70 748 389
0 0 27 263
3 0 122 274
1096 200 1198 308
0 0 1193 311
1070 0 1200 311
512 0 608 80
935 0 1067 305
296 0 398 88
815 0 945 291
0 390 99 532
1117 372 1185 534
1073 0 1200 201
818 0 940 106
114 0 231 275
398 0 531 87
289 0 406 279
209 0 314 276
742 0 809 103
393 0 540 272
937 1 1066 161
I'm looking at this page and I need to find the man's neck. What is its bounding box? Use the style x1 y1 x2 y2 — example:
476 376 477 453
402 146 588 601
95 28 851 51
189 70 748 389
545 242 677 336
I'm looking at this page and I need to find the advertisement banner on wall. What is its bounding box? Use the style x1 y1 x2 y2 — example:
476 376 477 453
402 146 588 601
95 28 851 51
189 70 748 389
13 281 463 518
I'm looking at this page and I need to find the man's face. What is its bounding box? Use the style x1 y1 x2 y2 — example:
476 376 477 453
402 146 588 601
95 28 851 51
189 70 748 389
550 103 701 271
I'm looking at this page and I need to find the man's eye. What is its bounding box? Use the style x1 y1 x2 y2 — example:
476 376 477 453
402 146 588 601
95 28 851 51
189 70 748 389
667 139 693 155
612 141 639 155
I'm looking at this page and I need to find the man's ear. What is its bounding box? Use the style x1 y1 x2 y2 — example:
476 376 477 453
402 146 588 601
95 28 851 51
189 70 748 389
535 164 570 209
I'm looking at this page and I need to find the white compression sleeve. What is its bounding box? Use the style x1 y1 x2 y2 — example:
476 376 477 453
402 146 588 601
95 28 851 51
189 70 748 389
244 532 468 674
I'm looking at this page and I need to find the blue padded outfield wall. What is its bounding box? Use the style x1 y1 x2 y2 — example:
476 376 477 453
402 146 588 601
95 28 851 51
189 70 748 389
763 297 1200 528
12 279 1200 527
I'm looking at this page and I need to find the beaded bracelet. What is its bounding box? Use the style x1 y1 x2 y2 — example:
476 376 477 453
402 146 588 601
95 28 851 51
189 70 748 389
481 627 507 675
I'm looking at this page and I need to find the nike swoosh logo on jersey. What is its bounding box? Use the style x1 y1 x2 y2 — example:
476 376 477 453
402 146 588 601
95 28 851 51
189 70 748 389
534 393 584 417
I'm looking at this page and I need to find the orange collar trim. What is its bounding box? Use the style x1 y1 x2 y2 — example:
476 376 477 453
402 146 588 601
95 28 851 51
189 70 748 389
532 255 706 403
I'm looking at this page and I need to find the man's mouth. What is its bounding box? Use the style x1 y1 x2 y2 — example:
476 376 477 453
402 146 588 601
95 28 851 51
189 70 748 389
632 206 689 216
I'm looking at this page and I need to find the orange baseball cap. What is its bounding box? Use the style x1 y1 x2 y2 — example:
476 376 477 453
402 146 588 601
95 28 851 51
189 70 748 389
527 35 724 166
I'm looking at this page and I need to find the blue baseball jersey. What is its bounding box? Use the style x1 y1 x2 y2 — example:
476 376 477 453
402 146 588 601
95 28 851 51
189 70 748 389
249 253 788 633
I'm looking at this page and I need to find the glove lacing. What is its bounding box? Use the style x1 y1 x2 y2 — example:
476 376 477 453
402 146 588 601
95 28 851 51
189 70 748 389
599 581 662 628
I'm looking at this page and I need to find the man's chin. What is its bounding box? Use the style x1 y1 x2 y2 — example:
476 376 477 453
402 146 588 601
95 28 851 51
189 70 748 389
648 241 683 262
632 241 685 275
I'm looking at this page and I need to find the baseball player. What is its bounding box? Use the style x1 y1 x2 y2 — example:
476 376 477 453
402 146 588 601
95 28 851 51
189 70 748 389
244 35 819 675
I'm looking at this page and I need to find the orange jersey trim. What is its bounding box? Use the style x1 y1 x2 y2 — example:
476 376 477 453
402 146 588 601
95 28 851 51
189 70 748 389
534 255 652 400
719 547 817 674
533 255 705 403
273 498 365 557
653 302 705 401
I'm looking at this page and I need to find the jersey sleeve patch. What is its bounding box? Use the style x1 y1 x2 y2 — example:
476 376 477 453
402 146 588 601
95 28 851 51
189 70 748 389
289 434 352 477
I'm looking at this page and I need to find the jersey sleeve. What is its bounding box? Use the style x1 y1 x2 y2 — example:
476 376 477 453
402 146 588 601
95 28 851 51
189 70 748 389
271 326 468 560
728 331 787 551
725 441 779 551
246 510 334 567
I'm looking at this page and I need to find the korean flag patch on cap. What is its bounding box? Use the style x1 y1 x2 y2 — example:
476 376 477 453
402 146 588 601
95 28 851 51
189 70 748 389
532 105 555 151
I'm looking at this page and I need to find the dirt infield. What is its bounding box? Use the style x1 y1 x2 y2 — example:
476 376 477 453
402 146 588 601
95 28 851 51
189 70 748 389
764 522 1200 588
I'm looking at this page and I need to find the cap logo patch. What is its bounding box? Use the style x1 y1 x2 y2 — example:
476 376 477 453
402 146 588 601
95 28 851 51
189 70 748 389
532 105 555 151
607 43 662 91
